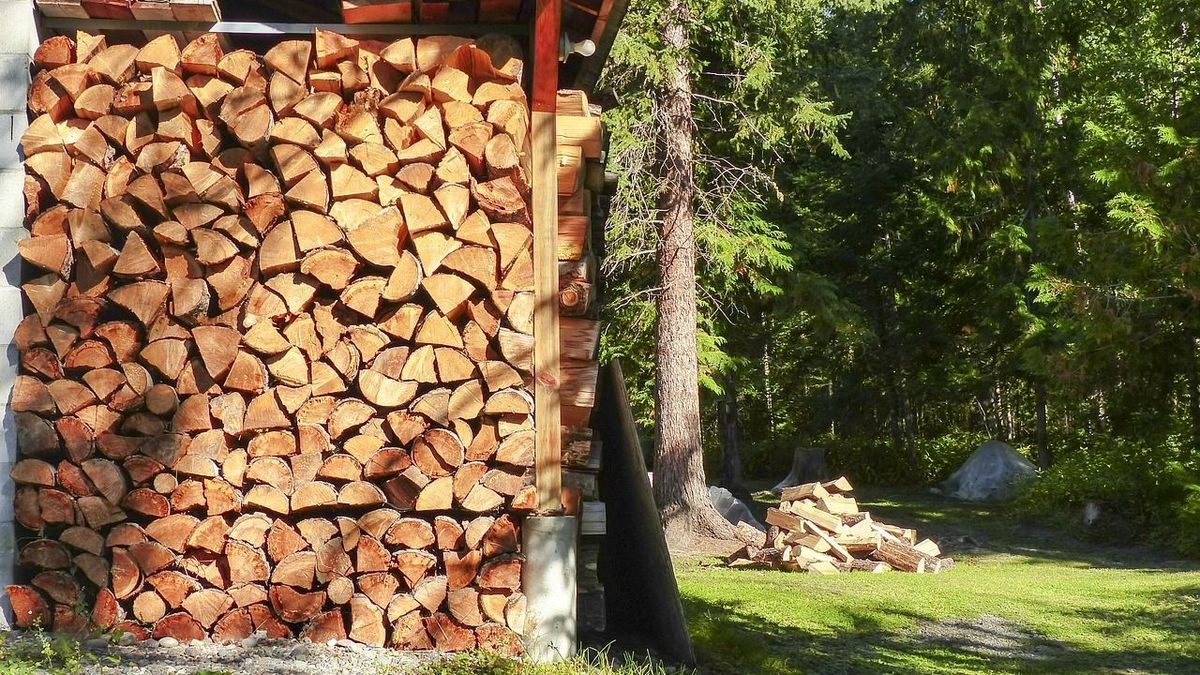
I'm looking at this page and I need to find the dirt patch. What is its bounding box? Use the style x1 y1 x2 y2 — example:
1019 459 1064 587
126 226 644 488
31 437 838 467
911 614 1068 662
667 533 744 559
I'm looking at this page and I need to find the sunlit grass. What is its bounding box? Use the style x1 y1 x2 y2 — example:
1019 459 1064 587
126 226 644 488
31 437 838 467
408 648 684 675
679 489 1200 674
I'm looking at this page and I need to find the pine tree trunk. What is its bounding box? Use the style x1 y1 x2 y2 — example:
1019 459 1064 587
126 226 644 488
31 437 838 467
1186 335 1198 465
651 0 735 547
762 322 774 438
1035 381 1050 468
719 374 746 501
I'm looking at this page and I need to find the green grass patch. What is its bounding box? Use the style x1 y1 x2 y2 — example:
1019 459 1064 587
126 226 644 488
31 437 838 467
409 648 681 675
679 488 1200 674
0 623 119 675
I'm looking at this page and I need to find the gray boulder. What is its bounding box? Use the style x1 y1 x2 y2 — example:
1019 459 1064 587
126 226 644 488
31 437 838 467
937 440 1037 501
708 486 764 531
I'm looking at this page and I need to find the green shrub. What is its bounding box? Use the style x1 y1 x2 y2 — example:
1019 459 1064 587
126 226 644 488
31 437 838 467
735 434 810 482
818 430 991 485
916 430 996 483
1172 479 1200 557
1013 434 1199 553
825 436 922 484
0 621 117 675
414 651 514 675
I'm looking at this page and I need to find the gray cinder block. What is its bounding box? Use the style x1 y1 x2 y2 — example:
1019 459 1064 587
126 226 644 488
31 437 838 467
0 169 26 231
0 56 29 114
0 520 14 627
0 287 23 342
0 225 23 286
0 1 38 56
0 405 15 466
0 463 12 522
0 112 29 171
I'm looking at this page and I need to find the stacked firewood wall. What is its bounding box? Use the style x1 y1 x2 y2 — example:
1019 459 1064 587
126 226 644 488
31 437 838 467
554 89 605 634
7 28 552 653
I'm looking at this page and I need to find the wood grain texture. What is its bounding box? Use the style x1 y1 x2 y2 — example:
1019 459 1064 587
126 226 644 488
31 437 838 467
531 0 564 513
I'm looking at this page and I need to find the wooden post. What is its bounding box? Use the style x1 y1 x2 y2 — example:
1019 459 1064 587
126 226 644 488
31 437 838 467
532 0 563 513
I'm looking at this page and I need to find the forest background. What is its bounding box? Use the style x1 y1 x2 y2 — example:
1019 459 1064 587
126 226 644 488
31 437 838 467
594 0 1200 553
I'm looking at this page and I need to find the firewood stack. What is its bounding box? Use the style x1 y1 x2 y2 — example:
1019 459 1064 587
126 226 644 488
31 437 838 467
8 28 544 654
554 88 605 633
728 478 955 574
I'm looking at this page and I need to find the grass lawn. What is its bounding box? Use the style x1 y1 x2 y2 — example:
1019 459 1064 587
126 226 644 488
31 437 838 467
675 488 1200 674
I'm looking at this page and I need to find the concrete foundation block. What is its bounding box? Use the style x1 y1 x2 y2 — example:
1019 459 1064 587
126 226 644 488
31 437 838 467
521 515 578 663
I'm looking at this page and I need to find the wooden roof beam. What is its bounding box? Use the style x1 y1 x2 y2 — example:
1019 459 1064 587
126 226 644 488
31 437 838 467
572 0 625 89
39 17 528 35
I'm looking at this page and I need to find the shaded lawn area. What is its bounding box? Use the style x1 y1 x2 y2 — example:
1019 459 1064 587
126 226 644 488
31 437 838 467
676 488 1200 674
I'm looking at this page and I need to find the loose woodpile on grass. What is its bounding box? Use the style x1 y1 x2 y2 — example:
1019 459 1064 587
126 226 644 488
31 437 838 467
728 478 955 574
9 28 541 654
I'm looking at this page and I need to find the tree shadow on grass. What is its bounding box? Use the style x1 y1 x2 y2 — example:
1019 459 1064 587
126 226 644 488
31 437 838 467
1069 583 1200 645
681 589 1200 675
713 486 1200 673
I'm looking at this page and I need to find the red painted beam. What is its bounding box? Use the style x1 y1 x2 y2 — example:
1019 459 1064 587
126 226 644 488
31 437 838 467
532 0 561 112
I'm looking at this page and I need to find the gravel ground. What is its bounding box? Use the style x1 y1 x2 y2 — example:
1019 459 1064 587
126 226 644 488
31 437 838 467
1 631 451 675
913 614 1068 662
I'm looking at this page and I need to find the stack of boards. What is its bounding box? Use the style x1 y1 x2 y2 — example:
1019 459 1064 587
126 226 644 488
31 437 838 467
341 0 526 25
728 478 955 574
8 28 556 654
35 0 220 22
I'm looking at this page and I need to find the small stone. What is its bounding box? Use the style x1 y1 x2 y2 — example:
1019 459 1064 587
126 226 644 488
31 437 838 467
327 638 338 648
145 639 160 649
240 636 260 649
158 636 180 648
348 641 364 653
85 637 109 651
119 632 137 646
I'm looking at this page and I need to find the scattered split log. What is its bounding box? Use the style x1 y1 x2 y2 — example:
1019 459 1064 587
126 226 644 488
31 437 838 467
727 477 954 575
